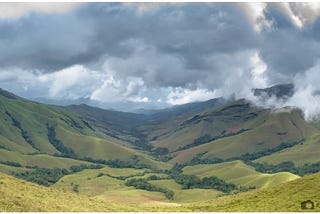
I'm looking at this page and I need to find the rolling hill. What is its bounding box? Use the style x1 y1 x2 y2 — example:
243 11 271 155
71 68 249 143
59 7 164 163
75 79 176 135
164 101 317 163
66 97 227 148
254 132 320 166
0 172 139 212
1 86 320 211
182 160 299 189
183 172 320 212
53 166 223 204
2 169 320 212
0 88 170 172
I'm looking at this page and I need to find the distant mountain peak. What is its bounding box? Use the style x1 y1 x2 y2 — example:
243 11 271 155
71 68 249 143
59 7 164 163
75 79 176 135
253 83 294 100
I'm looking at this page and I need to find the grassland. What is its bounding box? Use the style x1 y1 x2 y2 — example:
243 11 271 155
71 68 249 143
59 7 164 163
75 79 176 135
169 107 316 164
1 89 320 211
0 149 91 169
0 172 143 212
2 170 320 211
255 132 320 166
153 100 270 152
53 166 223 203
148 179 223 203
182 160 299 188
53 166 171 204
0 92 171 171
0 163 29 174
182 172 320 212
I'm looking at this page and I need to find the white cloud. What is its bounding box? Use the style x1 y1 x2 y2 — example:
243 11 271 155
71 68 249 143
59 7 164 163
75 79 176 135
286 85 320 121
167 88 220 105
38 65 101 99
272 2 320 28
90 75 146 103
285 62 320 120
291 2 320 25
250 51 268 88
0 3 83 19
237 2 272 32
273 2 303 28
128 97 149 103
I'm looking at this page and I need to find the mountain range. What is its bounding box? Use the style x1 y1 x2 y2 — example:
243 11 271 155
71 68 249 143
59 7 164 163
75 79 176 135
0 84 320 211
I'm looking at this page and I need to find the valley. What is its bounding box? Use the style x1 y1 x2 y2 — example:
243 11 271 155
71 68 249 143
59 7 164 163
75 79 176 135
0 87 320 211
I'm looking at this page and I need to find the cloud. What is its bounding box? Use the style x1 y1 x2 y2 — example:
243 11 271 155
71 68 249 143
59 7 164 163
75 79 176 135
271 2 320 28
90 76 145 103
167 88 220 105
128 97 149 103
2 2 320 117
237 2 272 32
250 51 268 88
285 61 320 120
38 65 101 99
0 3 83 19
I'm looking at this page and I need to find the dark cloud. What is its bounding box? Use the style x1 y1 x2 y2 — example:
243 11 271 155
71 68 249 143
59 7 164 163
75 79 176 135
0 3 257 77
260 5 320 83
1 3 320 114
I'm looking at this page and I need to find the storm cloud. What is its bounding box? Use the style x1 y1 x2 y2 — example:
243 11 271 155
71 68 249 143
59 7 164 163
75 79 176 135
1 2 320 118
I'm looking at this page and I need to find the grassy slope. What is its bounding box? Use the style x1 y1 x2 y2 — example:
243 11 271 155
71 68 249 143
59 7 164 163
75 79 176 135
0 163 29 174
138 98 226 141
54 125 171 170
170 107 316 164
148 179 222 203
66 104 148 144
255 132 320 166
182 172 320 212
0 91 169 171
2 170 320 211
182 160 299 188
0 172 142 212
153 100 269 151
53 167 169 204
0 149 92 169
53 166 221 204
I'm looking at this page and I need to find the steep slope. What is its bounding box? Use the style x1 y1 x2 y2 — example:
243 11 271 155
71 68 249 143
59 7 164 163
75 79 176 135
66 104 148 144
66 97 227 146
165 101 316 163
253 83 294 100
153 99 269 151
255 132 320 166
0 88 168 171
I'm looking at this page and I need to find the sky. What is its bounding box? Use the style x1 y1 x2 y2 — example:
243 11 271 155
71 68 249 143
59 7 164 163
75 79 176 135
1 2 320 118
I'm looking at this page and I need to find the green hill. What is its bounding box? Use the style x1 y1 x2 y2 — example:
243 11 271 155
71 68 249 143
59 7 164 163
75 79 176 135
52 166 221 204
66 104 149 144
52 167 175 204
0 149 91 169
0 172 140 212
255 132 320 166
0 88 170 171
183 172 320 212
166 102 316 163
1 87 320 211
182 160 299 188
2 169 320 212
